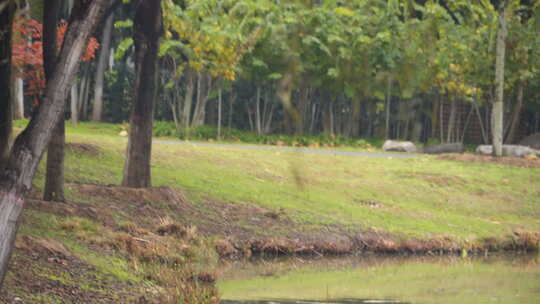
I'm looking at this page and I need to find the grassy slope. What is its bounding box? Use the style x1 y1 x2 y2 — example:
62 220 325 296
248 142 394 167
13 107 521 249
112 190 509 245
4 120 539 302
50 122 540 241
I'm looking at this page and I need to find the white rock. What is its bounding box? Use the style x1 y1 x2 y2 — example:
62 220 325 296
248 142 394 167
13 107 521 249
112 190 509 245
476 145 540 157
382 140 417 153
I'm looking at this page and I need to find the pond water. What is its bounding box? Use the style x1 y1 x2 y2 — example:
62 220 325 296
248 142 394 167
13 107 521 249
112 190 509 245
217 254 540 304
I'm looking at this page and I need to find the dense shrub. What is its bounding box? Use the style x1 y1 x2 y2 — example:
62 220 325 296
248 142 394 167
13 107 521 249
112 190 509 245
152 121 382 149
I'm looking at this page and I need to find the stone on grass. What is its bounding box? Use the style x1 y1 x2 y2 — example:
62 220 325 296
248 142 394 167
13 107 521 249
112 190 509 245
476 145 540 158
382 140 418 153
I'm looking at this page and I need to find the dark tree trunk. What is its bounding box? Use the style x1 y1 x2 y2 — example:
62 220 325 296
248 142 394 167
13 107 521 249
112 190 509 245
446 98 457 143
43 0 65 202
350 99 361 138
121 0 162 188
91 11 114 122
0 0 108 286
505 81 525 144
228 90 235 130
217 88 222 138
0 0 15 169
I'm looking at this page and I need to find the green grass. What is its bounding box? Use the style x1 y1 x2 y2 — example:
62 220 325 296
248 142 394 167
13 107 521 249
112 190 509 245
19 209 140 283
20 121 540 241
218 255 540 304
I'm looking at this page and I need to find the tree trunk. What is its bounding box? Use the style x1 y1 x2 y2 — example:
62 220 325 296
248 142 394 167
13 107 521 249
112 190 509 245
439 97 443 142
80 73 91 121
121 0 161 188
77 65 89 115
91 12 114 122
70 84 78 125
181 70 195 129
505 81 525 144
228 90 235 130
43 0 65 202
192 73 212 127
0 0 108 286
492 3 508 156
350 99 361 138
0 0 14 169
385 76 393 139
217 88 222 138
255 86 262 135
446 98 457 143
44 120 65 201
13 78 24 120
247 103 254 132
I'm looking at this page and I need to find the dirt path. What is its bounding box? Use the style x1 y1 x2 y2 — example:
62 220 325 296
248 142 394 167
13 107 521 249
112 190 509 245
154 139 417 158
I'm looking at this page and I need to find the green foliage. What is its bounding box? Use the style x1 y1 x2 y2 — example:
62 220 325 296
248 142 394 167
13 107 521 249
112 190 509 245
152 121 381 149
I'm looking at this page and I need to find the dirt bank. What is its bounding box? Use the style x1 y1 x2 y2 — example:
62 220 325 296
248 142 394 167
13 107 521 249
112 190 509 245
32 184 540 258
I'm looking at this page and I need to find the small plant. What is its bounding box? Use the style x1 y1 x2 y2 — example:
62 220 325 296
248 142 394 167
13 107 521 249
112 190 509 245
59 219 81 231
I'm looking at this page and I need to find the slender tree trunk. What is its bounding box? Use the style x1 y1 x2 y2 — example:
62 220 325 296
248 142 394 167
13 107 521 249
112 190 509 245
77 66 89 115
109 47 114 72
460 107 474 143
447 98 457 143
191 72 202 127
505 81 525 144
310 102 317 134
439 97 444 142
228 90 235 130
264 90 275 134
70 84 78 125
0 0 107 286
182 70 194 129
13 78 24 120
122 0 161 188
385 76 392 139
492 3 508 156
431 97 438 139
192 74 212 127
534 112 540 133
217 88 222 138
0 0 14 169
81 74 91 121
330 102 335 136
247 103 254 132
91 12 114 122
255 86 261 135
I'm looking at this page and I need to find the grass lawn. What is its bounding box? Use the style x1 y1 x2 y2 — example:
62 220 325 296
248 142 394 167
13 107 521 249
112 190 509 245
23 120 539 242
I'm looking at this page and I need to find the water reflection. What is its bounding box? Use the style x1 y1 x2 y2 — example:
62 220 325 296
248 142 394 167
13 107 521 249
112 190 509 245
218 254 540 304
221 299 408 304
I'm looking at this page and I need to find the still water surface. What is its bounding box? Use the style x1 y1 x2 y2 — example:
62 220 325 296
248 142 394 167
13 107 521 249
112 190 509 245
218 254 540 304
